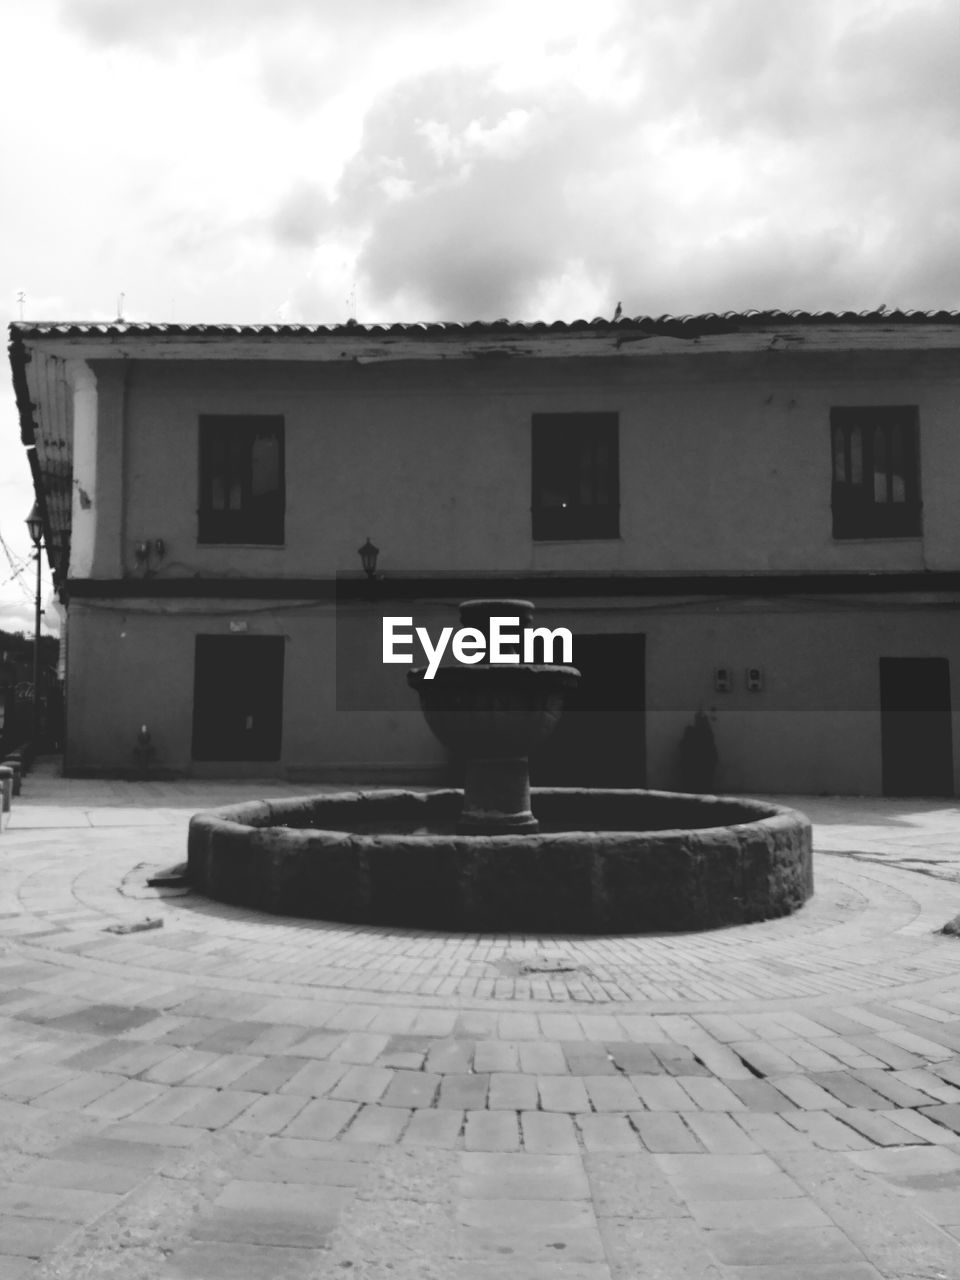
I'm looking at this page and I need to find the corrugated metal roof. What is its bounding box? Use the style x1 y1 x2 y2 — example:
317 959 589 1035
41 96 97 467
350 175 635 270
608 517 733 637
10 308 960 341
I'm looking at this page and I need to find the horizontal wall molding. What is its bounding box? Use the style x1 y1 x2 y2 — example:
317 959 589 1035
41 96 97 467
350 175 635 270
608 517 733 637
65 571 960 602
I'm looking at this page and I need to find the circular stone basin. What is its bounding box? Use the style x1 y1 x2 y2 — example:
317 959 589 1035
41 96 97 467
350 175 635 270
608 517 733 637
187 789 813 934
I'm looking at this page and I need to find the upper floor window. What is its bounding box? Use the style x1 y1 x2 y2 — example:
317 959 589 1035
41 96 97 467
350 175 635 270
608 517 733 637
532 412 619 540
198 415 285 545
830 406 921 539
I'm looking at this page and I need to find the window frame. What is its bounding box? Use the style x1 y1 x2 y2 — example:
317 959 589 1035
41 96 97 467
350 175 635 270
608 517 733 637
197 414 285 546
531 411 620 541
830 405 921 540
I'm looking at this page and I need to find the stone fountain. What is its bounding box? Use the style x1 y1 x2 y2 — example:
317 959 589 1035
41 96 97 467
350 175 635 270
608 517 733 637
407 599 579 835
187 599 813 933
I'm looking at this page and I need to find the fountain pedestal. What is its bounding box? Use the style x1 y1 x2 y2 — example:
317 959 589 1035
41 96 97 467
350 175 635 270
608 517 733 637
460 756 536 833
406 600 580 835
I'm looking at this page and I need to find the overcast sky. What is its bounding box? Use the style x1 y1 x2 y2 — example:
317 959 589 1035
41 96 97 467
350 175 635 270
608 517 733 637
2 0 958 632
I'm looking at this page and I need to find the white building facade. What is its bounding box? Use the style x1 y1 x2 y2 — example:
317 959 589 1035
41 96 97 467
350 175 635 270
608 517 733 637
9 311 960 795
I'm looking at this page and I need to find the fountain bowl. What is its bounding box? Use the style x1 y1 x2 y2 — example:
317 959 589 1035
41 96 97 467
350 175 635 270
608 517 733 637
408 663 581 833
187 787 813 934
408 664 581 760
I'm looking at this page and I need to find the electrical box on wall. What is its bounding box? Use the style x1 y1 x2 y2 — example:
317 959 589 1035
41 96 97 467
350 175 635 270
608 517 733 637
714 667 732 693
745 666 764 692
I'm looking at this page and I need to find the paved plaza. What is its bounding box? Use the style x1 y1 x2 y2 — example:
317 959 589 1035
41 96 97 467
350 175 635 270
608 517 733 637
2 765 960 1278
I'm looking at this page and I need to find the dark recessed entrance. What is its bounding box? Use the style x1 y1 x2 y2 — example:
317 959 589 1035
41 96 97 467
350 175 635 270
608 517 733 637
192 635 284 762
532 633 645 787
879 657 954 797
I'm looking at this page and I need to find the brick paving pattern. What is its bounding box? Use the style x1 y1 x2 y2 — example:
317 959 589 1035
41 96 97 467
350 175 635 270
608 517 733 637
0 767 958 1275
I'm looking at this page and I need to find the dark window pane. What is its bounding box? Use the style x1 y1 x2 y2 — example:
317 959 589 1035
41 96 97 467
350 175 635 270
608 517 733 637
890 429 906 502
873 424 888 503
850 426 862 484
199 416 284 544
830 406 920 539
532 413 619 541
251 430 280 497
227 437 246 510
208 437 227 510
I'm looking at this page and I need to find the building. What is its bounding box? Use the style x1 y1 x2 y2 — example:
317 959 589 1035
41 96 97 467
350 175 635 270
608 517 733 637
8 311 960 795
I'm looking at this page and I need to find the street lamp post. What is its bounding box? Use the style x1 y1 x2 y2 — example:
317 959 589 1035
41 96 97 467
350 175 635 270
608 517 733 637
25 503 43 751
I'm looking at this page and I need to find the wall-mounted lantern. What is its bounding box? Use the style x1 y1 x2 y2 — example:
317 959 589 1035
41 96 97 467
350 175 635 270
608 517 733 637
358 537 380 580
714 667 732 693
745 666 765 692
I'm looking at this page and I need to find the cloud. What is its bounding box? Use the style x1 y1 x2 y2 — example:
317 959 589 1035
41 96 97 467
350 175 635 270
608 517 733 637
62 0 463 48
834 1 960 128
56 0 265 54
267 69 639 318
268 182 333 249
45 0 960 323
60 0 323 51
60 0 478 109
253 0 959 320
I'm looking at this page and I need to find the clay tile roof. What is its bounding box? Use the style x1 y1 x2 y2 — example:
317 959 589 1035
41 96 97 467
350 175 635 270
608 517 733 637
9 308 960 342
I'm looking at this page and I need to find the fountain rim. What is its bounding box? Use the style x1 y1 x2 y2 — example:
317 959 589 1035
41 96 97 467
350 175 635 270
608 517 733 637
189 786 804 844
186 788 814 933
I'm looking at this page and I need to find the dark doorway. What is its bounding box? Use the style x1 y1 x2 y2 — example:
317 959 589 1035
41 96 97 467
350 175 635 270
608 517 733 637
532 633 645 787
192 635 285 761
879 657 954 796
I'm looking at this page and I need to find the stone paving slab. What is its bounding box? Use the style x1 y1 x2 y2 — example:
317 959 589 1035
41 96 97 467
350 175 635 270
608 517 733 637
0 767 959 1274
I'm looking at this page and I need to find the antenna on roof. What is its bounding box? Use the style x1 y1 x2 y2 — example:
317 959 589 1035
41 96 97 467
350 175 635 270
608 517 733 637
117 292 125 321
347 281 357 323
16 291 25 321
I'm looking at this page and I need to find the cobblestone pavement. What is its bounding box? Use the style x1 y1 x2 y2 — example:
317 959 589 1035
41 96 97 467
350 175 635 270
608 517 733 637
1 766 960 1278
